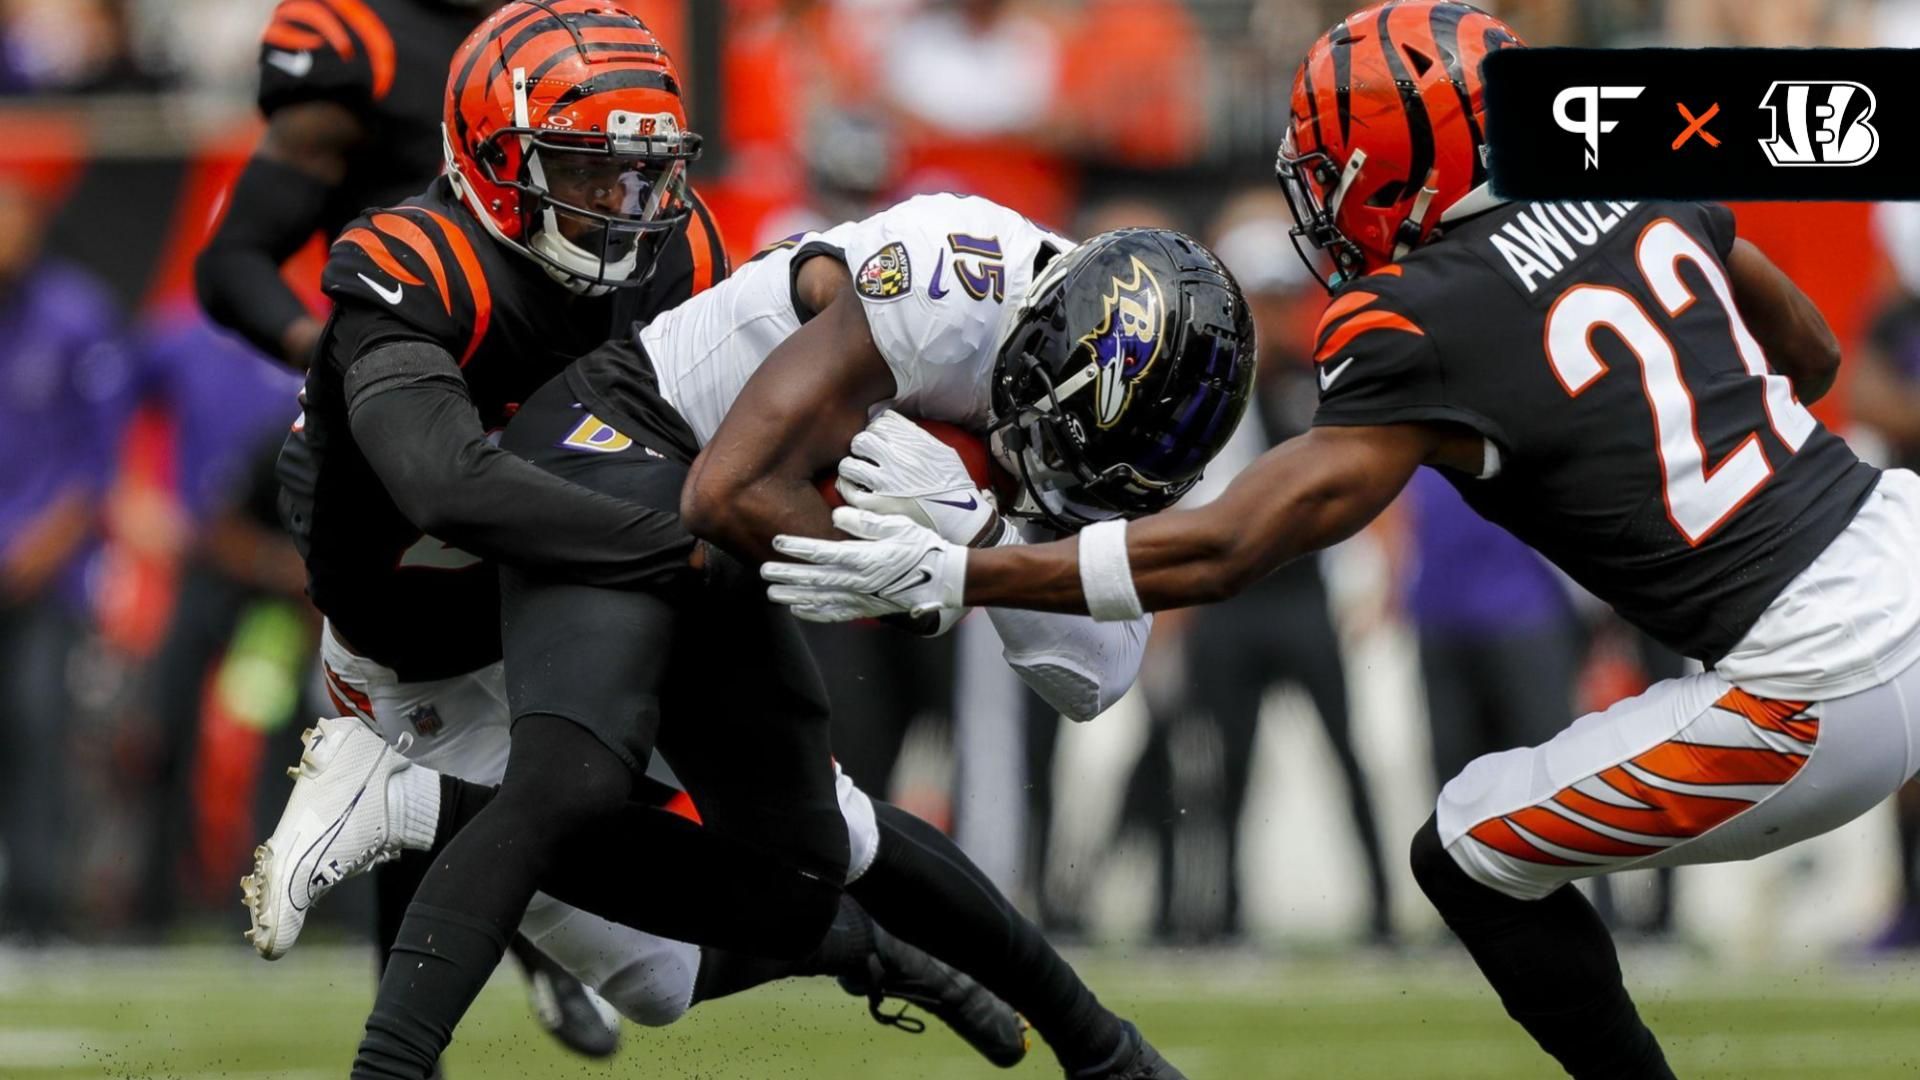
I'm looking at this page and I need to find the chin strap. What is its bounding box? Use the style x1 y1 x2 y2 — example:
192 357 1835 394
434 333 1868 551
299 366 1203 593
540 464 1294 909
1392 168 1443 261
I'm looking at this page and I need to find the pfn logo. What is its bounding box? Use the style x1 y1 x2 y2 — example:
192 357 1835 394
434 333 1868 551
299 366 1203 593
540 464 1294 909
1758 81 1878 166
1552 85 1644 169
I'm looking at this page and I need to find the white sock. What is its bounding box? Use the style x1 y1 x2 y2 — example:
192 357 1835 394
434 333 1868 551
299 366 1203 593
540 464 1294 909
387 763 442 851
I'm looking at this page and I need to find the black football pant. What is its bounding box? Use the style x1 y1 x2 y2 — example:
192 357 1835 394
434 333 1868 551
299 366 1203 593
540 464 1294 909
352 379 847 1079
353 375 1124 1078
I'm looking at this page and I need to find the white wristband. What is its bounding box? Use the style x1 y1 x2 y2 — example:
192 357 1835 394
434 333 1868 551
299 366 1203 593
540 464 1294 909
1077 519 1144 622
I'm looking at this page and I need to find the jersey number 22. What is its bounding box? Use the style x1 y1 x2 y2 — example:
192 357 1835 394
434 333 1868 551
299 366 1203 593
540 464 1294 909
1545 219 1817 546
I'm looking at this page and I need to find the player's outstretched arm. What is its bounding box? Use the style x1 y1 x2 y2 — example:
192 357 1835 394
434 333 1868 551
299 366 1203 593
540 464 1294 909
766 423 1455 622
969 424 1440 615
196 101 363 368
1726 237 1843 405
681 257 896 562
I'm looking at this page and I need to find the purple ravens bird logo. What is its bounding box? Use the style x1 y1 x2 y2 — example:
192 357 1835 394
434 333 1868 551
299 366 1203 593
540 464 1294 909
1086 255 1166 429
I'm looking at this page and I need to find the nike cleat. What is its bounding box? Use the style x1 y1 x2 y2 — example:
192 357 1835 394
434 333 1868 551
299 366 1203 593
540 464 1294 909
241 717 424 960
840 923 1029 1068
521 940 622 1059
1067 1021 1187 1080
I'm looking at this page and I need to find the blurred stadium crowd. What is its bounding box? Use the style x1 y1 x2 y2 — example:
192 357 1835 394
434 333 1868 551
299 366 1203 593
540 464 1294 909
7 0 1920 959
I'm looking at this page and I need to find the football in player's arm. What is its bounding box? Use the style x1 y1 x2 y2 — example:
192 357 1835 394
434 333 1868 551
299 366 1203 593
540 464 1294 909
670 202 1252 719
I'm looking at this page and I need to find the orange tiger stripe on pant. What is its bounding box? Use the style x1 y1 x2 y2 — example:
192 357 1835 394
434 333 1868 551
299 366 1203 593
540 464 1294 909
1466 690 1818 865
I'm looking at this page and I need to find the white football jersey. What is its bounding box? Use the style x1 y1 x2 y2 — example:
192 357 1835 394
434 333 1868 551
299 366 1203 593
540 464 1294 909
639 193 1071 445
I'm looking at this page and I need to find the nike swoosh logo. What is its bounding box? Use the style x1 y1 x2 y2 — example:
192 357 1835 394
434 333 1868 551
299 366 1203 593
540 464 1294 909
927 249 949 299
1318 355 1357 392
358 273 405 306
929 494 977 511
266 50 313 78
289 788 362 912
878 567 933 600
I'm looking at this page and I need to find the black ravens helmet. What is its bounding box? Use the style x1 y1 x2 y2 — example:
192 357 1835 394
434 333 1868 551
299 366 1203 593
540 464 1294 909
990 228 1256 531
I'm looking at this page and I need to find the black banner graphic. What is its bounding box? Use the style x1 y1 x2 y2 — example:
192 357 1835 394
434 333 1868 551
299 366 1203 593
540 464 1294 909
1485 48 1920 201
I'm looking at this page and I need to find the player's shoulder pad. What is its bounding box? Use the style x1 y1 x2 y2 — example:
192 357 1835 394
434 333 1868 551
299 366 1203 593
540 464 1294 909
682 187 730 294
1312 266 1430 366
1309 265 1444 412
323 205 494 366
256 0 399 115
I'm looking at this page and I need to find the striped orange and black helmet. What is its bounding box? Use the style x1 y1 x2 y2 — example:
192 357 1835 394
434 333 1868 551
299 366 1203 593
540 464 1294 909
443 0 701 295
1276 1 1521 288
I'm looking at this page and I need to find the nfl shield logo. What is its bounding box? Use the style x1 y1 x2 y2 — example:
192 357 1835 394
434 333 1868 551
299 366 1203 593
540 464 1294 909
405 704 443 737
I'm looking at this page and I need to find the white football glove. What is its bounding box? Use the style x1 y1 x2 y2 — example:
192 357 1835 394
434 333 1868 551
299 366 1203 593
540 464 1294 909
835 411 1011 548
763 507 969 635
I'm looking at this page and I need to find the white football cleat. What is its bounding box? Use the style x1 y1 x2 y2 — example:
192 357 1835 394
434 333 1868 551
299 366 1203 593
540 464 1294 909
241 717 429 960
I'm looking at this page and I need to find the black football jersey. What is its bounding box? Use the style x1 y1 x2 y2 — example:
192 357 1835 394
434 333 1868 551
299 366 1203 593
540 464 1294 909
255 0 478 241
279 177 727 680
1312 199 1879 663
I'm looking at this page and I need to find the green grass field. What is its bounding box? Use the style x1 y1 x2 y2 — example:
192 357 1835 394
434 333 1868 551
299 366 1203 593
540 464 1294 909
4 945 1920 1078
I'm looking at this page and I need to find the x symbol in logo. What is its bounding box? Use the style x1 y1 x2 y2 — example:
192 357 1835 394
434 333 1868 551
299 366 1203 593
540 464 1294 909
1673 102 1721 150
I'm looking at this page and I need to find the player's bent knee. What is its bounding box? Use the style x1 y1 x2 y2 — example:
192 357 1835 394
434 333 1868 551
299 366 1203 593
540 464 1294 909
763 875 844 961
1410 813 1482 912
596 946 699 1027
1411 812 1541 924
496 714 635 839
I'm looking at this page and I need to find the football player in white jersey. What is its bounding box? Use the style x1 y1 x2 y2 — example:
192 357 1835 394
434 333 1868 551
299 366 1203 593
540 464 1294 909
249 192 1255 1080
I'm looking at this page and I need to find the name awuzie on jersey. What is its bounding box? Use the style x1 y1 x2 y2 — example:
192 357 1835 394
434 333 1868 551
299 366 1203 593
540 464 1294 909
1487 201 1640 294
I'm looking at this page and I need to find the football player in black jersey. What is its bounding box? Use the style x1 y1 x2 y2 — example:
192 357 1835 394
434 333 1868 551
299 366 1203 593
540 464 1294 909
194 0 652 1060
246 2 1029 1071
198 0 504 369
764 3 1920 1076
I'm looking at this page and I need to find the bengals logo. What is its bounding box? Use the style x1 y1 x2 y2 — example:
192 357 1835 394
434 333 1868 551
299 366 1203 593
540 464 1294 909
1086 256 1166 429
1758 81 1879 167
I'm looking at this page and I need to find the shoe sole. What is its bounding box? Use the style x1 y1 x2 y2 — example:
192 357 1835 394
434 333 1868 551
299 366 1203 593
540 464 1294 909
240 841 280 959
239 727 323 961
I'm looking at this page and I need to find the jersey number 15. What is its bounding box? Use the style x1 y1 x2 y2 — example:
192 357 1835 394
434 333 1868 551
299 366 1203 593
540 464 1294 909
1544 219 1817 546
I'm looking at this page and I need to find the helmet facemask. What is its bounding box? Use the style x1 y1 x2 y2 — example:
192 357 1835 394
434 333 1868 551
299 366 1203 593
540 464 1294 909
473 70 701 296
520 139 688 296
991 332 1197 534
1275 129 1367 292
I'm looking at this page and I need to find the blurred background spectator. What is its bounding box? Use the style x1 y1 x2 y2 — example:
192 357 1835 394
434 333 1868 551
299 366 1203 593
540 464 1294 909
1399 473 1578 800
1120 189 1391 946
0 169 135 941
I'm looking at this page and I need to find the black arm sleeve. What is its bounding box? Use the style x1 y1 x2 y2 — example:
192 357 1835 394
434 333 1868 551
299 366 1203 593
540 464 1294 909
345 341 698 588
195 154 331 362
